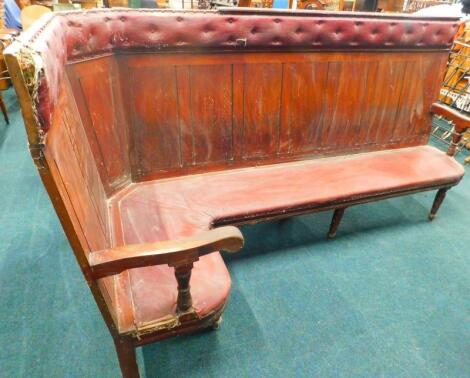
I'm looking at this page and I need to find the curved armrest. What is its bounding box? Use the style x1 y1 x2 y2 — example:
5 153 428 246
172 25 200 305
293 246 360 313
89 226 244 279
431 102 470 134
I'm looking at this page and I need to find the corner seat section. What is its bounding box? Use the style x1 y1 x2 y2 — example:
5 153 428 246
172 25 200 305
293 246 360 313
107 145 464 334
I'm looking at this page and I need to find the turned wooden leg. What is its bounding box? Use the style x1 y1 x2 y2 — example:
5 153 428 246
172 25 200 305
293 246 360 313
114 338 139 378
447 131 462 157
175 263 193 314
328 207 346 239
429 188 448 221
172 263 199 322
0 93 9 125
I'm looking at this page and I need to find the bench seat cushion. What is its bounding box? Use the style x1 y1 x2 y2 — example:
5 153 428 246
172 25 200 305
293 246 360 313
109 145 464 333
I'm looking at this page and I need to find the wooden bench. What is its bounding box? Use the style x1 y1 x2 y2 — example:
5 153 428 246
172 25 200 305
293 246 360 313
6 8 469 378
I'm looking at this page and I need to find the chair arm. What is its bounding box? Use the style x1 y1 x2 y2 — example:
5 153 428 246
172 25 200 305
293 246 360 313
431 102 470 134
431 103 470 156
88 226 244 279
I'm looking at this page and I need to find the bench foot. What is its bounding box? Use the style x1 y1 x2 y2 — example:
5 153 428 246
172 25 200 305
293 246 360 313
429 188 448 221
211 316 223 330
114 338 139 378
328 208 346 239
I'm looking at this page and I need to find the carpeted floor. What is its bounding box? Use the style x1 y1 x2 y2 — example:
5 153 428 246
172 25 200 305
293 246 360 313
0 87 469 378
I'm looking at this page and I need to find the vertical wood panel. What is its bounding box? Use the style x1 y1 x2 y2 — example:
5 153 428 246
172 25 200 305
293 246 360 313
110 58 131 189
62 85 108 238
232 64 245 160
79 75 126 182
131 66 181 175
370 59 407 145
279 62 329 154
187 64 233 165
392 60 423 142
338 62 369 149
319 61 341 149
67 57 130 195
325 61 369 150
242 63 282 159
69 51 448 181
44 81 116 327
416 54 449 140
116 56 138 181
355 61 380 146
46 82 109 252
48 126 108 252
176 66 192 166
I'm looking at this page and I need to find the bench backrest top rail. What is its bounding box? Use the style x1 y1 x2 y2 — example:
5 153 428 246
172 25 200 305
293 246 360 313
5 9 460 137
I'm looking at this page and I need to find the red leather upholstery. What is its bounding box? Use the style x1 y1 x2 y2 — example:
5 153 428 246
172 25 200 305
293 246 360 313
10 9 460 132
110 197 228 333
120 252 231 332
110 146 463 332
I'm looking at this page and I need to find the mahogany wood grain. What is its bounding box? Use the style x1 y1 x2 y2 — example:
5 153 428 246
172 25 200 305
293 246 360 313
174 263 194 314
278 62 328 154
88 226 244 279
243 63 283 158
65 50 449 182
114 338 139 378
41 78 122 331
67 57 131 196
429 188 449 220
130 64 182 175
45 80 109 253
186 64 233 165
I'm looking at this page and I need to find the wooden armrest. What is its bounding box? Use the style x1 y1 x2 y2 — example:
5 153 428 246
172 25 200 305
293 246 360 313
431 102 470 134
88 226 244 279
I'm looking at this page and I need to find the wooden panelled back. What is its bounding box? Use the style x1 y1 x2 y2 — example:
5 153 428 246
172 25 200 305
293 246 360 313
44 78 110 254
67 50 449 182
66 57 131 196
43 77 119 326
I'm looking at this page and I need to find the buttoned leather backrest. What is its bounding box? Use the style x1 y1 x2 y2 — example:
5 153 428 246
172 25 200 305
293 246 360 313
9 9 459 132
7 9 458 184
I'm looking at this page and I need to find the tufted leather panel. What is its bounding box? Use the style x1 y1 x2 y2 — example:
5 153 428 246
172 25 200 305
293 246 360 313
6 9 460 132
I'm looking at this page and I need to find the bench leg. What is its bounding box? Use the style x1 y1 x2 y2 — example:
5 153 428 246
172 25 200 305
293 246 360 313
114 338 140 378
0 93 9 125
429 188 448 221
328 208 346 239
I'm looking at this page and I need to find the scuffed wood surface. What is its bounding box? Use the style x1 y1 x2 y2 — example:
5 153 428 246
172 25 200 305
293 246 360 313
89 226 244 279
67 51 449 182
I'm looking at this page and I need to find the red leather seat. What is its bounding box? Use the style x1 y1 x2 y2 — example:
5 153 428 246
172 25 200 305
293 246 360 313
108 220 231 333
113 253 231 333
108 145 463 333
